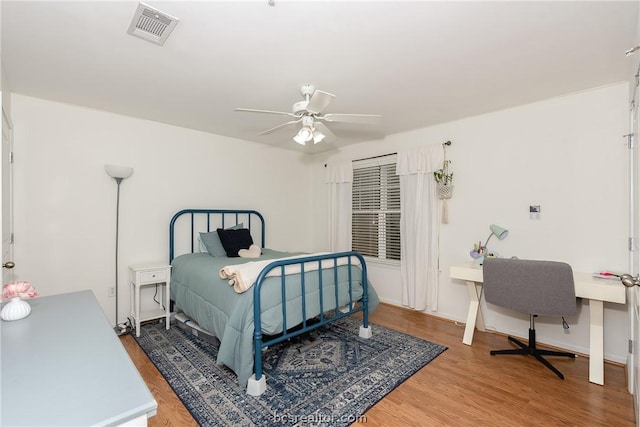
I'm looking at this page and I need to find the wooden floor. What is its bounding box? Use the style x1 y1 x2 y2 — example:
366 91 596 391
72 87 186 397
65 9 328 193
121 303 636 426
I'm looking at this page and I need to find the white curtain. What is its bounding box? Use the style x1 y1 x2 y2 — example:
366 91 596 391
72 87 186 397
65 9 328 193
325 161 353 252
396 145 443 311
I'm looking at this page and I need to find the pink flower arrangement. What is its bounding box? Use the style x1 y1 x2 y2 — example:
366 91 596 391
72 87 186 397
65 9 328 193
1 282 38 301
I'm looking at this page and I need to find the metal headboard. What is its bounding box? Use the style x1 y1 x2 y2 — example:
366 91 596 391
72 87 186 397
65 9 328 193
169 209 265 262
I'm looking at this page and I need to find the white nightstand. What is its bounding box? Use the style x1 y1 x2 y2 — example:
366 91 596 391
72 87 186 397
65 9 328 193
129 262 171 337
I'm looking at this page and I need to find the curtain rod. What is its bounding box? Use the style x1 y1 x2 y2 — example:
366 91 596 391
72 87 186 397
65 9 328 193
324 153 396 168
353 152 398 162
323 141 452 167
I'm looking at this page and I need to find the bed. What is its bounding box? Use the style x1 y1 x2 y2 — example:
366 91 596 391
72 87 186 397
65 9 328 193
168 209 379 396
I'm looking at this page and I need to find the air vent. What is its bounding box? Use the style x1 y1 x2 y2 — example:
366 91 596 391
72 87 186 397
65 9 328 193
127 2 179 46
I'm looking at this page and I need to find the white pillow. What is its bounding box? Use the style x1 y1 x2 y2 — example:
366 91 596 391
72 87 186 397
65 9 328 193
198 237 207 253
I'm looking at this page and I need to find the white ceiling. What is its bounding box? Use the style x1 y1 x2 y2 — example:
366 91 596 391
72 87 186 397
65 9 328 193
2 1 638 154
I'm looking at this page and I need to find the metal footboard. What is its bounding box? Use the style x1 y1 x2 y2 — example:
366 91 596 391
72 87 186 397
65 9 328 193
247 251 371 396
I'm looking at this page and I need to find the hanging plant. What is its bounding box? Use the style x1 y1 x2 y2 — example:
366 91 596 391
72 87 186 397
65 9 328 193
433 164 454 186
434 155 454 224
434 160 454 199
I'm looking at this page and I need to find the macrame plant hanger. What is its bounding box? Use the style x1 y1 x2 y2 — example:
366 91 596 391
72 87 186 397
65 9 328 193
436 141 453 224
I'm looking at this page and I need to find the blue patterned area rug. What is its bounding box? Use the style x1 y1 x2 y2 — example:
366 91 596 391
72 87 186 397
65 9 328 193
134 316 446 426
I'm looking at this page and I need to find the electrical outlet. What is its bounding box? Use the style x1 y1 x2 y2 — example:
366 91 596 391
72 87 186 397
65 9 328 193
108 287 116 298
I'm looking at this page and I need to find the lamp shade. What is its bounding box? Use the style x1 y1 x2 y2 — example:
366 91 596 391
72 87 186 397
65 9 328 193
105 165 134 179
293 127 313 145
489 224 508 240
312 130 326 144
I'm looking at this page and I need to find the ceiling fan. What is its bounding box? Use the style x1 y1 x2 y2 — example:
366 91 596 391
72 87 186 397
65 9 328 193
235 84 381 145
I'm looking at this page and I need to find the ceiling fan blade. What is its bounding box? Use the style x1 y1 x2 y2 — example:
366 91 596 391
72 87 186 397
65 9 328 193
258 119 302 135
306 90 335 114
314 122 336 141
235 108 297 118
320 113 382 124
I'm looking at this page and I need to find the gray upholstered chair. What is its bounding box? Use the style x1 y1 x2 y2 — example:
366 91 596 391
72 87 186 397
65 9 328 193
482 258 577 379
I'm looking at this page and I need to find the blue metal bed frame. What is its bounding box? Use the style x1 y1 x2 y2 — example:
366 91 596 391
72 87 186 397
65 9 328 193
169 208 266 260
169 209 371 396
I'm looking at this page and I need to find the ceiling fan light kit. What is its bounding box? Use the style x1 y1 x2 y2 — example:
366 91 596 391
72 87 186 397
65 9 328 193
294 127 313 145
235 84 381 146
313 132 325 144
292 116 325 145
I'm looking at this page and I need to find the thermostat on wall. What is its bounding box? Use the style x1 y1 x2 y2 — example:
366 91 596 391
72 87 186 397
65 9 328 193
529 205 541 220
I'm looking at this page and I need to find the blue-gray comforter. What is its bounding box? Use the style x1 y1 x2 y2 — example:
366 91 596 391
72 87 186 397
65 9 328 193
170 249 379 388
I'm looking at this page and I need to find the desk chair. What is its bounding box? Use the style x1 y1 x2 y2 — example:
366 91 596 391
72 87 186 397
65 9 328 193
482 258 577 380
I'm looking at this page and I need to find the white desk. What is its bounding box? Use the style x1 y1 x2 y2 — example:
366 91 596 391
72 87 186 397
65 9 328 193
1 290 157 426
450 261 626 385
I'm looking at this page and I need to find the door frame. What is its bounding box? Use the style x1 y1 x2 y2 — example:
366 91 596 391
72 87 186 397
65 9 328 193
2 105 14 284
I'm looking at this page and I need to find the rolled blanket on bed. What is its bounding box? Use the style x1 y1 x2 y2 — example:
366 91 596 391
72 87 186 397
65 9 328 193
238 244 261 258
219 252 361 293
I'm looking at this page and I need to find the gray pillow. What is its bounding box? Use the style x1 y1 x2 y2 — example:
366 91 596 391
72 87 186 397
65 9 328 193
200 223 243 257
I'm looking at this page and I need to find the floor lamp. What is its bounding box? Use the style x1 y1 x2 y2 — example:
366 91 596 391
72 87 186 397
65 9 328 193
105 164 134 335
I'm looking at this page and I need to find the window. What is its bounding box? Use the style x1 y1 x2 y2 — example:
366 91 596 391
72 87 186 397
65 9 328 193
352 155 400 261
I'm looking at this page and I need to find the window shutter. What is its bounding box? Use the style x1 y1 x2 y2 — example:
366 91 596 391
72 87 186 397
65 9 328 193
352 155 400 261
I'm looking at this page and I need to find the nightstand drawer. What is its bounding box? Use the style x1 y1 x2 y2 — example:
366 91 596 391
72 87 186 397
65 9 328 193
140 270 167 283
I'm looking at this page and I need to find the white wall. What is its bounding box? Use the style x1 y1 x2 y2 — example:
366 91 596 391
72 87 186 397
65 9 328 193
11 94 314 326
10 83 631 363
311 82 630 363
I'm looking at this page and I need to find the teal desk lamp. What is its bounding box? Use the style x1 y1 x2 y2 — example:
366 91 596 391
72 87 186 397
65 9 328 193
484 224 509 248
470 224 509 264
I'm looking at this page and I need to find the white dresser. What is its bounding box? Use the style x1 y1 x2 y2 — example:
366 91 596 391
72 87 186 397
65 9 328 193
0 290 157 426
